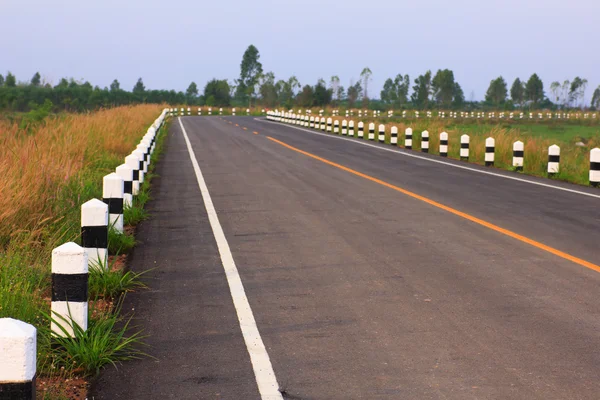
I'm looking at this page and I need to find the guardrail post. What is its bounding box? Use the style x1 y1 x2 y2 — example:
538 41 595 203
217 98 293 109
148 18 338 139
421 130 429 153
103 173 124 233
548 145 560 176
405 128 413 149
513 141 524 171
460 134 470 161
0 318 37 400
81 199 108 271
485 137 495 166
590 148 600 186
440 132 448 157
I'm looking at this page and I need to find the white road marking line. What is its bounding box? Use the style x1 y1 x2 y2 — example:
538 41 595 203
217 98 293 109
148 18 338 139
257 119 600 200
178 118 283 400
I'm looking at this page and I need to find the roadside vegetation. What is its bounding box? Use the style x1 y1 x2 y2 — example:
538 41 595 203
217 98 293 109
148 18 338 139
0 104 166 399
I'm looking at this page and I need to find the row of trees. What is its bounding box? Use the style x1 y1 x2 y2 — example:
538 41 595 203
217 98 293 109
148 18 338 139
2 44 600 112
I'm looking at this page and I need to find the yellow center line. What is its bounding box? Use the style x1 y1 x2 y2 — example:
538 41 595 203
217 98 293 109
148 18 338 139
266 136 600 274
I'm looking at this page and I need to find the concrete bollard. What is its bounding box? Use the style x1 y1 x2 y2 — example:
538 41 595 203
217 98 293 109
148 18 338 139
51 242 88 337
219 108 223 115
358 122 364 138
320 117 326 131
304 116 309 127
125 154 142 195
310 116 315 128
440 132 448 157
460 134 470 161
548 145 560 175
485 137 495 166
133 148 147 177
421 130 429 153
342 120 348 135
187 107 191 116
180 108 184 116
247 108 250 115
348 120 355 137
334 119 340 134
590 148 600 186
208 107 212 115
513 141 524 171
232 108 236 116
390 126 398 145
103 173 124 233
81 199 108 270
405 128 413 149
116 164 134 208
326 117 333 132
198 107 202 115
0 318 37 399
378 124 385 143
368 123 375 141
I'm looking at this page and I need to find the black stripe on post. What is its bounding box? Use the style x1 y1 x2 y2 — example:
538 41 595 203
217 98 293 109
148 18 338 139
123 181 133 194
51 274 88 302
440 140 448 145
103 198 124 214
139 161 144 171
132 170 139 181
513 150 524 157
81 226 108 249
461 143 469 149
0 375 36 399
486 146 494 152
590 162 600 170
549 155 560 162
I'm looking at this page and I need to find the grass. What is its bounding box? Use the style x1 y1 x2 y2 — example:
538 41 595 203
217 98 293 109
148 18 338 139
0 104 168 398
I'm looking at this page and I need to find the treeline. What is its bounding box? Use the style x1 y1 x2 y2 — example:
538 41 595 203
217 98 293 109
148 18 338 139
2 45 600 113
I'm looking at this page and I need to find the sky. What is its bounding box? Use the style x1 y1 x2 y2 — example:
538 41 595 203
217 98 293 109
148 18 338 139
2 0 599 103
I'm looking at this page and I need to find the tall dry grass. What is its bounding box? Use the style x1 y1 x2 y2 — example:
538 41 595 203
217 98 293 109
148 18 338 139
0 104 164 253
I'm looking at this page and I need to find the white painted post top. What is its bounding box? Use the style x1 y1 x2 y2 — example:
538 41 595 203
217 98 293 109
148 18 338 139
422 130 429 136
405 128 413 135
378 124 385 130
461 134 470 143
52 242 88 274
81 198 108 226
514 140 524 149
103 173 124 199
368 123 375 129
440 131 448 140
125 154 141 168
549 144 560 154
116 164 134 181
486 137 495 146
0 318 37 381
391 126 398 133
590 148 600 159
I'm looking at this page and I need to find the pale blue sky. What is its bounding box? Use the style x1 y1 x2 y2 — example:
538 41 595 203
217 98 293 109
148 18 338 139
2 0 598 102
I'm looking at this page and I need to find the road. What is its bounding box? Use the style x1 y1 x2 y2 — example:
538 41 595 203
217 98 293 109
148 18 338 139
92 116 600 400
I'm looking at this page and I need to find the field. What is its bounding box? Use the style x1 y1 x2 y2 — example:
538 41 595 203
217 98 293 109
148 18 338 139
0 104 165 398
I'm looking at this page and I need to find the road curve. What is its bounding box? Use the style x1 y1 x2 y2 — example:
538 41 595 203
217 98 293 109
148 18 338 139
93 116 600 400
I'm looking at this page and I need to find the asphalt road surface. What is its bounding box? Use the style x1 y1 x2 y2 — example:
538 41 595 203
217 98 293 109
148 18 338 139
92 116 600 400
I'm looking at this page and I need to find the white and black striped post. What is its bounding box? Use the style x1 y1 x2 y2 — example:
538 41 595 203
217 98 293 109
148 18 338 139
513 141 524 171
460 134 470 161
405 128 413 149
309 116 315 128
333 119 340 134
0 318 37 399
232 108 236 116
219 108 223 115
208 107 212 115
125 153 142 195
320 117 326 131
590 148 600 187
390 126 398 145
133 148 147 176
485 137 495 166
358 122 364 138
349 120 355 137
247 108 250 115
440 132 448 157
115 164 134 208
341 120 348 135
326 117 333 132
81 199 108 271
548 145 560 176
378 124 385 143
421 130 429 153
51 242 88 338
187 107 191 116
103 173 124 233
198 107 202 115
368 123 375 141
180 108 184 116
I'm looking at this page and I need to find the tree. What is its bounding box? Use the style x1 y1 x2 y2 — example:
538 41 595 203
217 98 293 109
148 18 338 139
30 72 41 87
484 76 508 107
411 70 432 108
380 78 394 104
550 81 561 106
330 76 340 105
568 77 588 108
186 81 199 99
347 81 362 108
432 69 456 108
453 82 465 108
203 79 231 106
110 79 120 92
133 78 145 94
510 78 525 105
393 74 410 107
5 72 16 87
235 44 263 106
591 86 600 110
360 67 372 105
0 74 3 86
259 72 278 107
525 73 544 106
313 79 332 106
296 84 314 107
